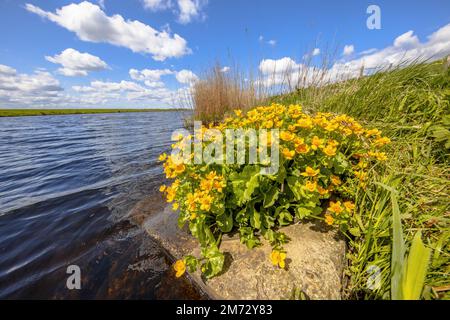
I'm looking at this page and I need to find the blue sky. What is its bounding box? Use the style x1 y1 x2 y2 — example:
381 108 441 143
0 0 449 108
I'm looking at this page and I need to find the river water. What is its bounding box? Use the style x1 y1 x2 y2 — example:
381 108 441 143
0 111 205 299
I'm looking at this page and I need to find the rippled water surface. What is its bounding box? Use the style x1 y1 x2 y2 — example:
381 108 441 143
0 111 204 299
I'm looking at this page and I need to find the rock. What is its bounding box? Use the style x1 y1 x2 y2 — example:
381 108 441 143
141 194 346 300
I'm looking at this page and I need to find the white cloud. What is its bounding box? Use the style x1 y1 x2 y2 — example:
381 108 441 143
177 0 206 24
0 64 17 75
342 45 354 56
312 48 320 56
358 48 378 56
259 23 450 87
176 69 198 84
220 66 230 73
25 1 190 61
45 48 108 77
259 35 277 46
0 64 68 107
329 24 450 80
259 57 300 75
129 68 174 81
141 0 172 11
393 30 420 49
140 0 207 24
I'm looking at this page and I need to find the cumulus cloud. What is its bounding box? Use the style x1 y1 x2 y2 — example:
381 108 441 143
312 48 320 56
25 1 190 61
140 0 207 24
259 23 450 87
129 68 174 81
45 48 108 77
177 0 207 24
141 0 172 11
220 66 230 73
342 45 354 56
176 69 198 84
329 24 450 79
0 64 68 107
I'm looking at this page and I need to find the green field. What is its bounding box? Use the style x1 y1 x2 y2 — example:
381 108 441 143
0 108 187 117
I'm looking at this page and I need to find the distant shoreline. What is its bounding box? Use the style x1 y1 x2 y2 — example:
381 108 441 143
0 108 189 117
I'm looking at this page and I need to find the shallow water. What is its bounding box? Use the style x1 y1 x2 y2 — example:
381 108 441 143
0 111 205 299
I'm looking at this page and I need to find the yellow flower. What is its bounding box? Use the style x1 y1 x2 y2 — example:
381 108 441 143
190 212 197 220
311 136 324 150
373 136 391 147
297 117 313 129
324 122 339 132
301 166 320 177
200 194 213 211
282 148 295 160
331 175 342 186
166 187 176 203
366 128 381 137
324 213 334 225
200 179 214 192
317 185 329 195
264 120 274 128
305 180 317 192
213 180 226 192
270 250 286 269
159 185 166 192
173 259 186 278
344 201 355 212
234 109 242 117
294 138 310 154
158 153 167 161
322 144 337 156
368 151 388 161
206 171 217 180
328 201 343 214
280 131 295 141
172 202 179 210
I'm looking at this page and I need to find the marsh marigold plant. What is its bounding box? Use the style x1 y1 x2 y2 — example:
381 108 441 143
159 104 390 278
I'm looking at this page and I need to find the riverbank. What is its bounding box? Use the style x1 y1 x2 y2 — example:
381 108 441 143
0 108 188 117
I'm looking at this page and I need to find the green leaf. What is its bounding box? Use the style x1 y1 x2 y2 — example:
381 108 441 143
216 211 233 233
391 192 405 300
295 206 312 219
263 186 279 208
348 227 361 237
239 226 261 249
402 231 431 300
184 255 199 273
278 210 293 226
201 246 225 278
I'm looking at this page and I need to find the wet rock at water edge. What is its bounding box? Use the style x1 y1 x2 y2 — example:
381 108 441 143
143 201 346 300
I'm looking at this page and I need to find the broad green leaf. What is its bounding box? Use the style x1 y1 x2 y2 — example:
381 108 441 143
391 192 405 300
201 246 225 278
402 231 431 300
263 186 279 208
295 206 312 219
216 211 233 233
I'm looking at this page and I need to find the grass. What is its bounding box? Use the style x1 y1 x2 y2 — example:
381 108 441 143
191 58 449 299
271 60 450 300
0 108 186 117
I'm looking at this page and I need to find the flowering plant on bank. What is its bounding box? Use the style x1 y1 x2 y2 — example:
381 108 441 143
159 104 390 278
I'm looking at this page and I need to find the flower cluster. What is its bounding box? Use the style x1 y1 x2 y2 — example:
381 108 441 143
159 104 390 278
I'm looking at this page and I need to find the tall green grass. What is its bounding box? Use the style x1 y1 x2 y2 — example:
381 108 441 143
272 60 449 299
